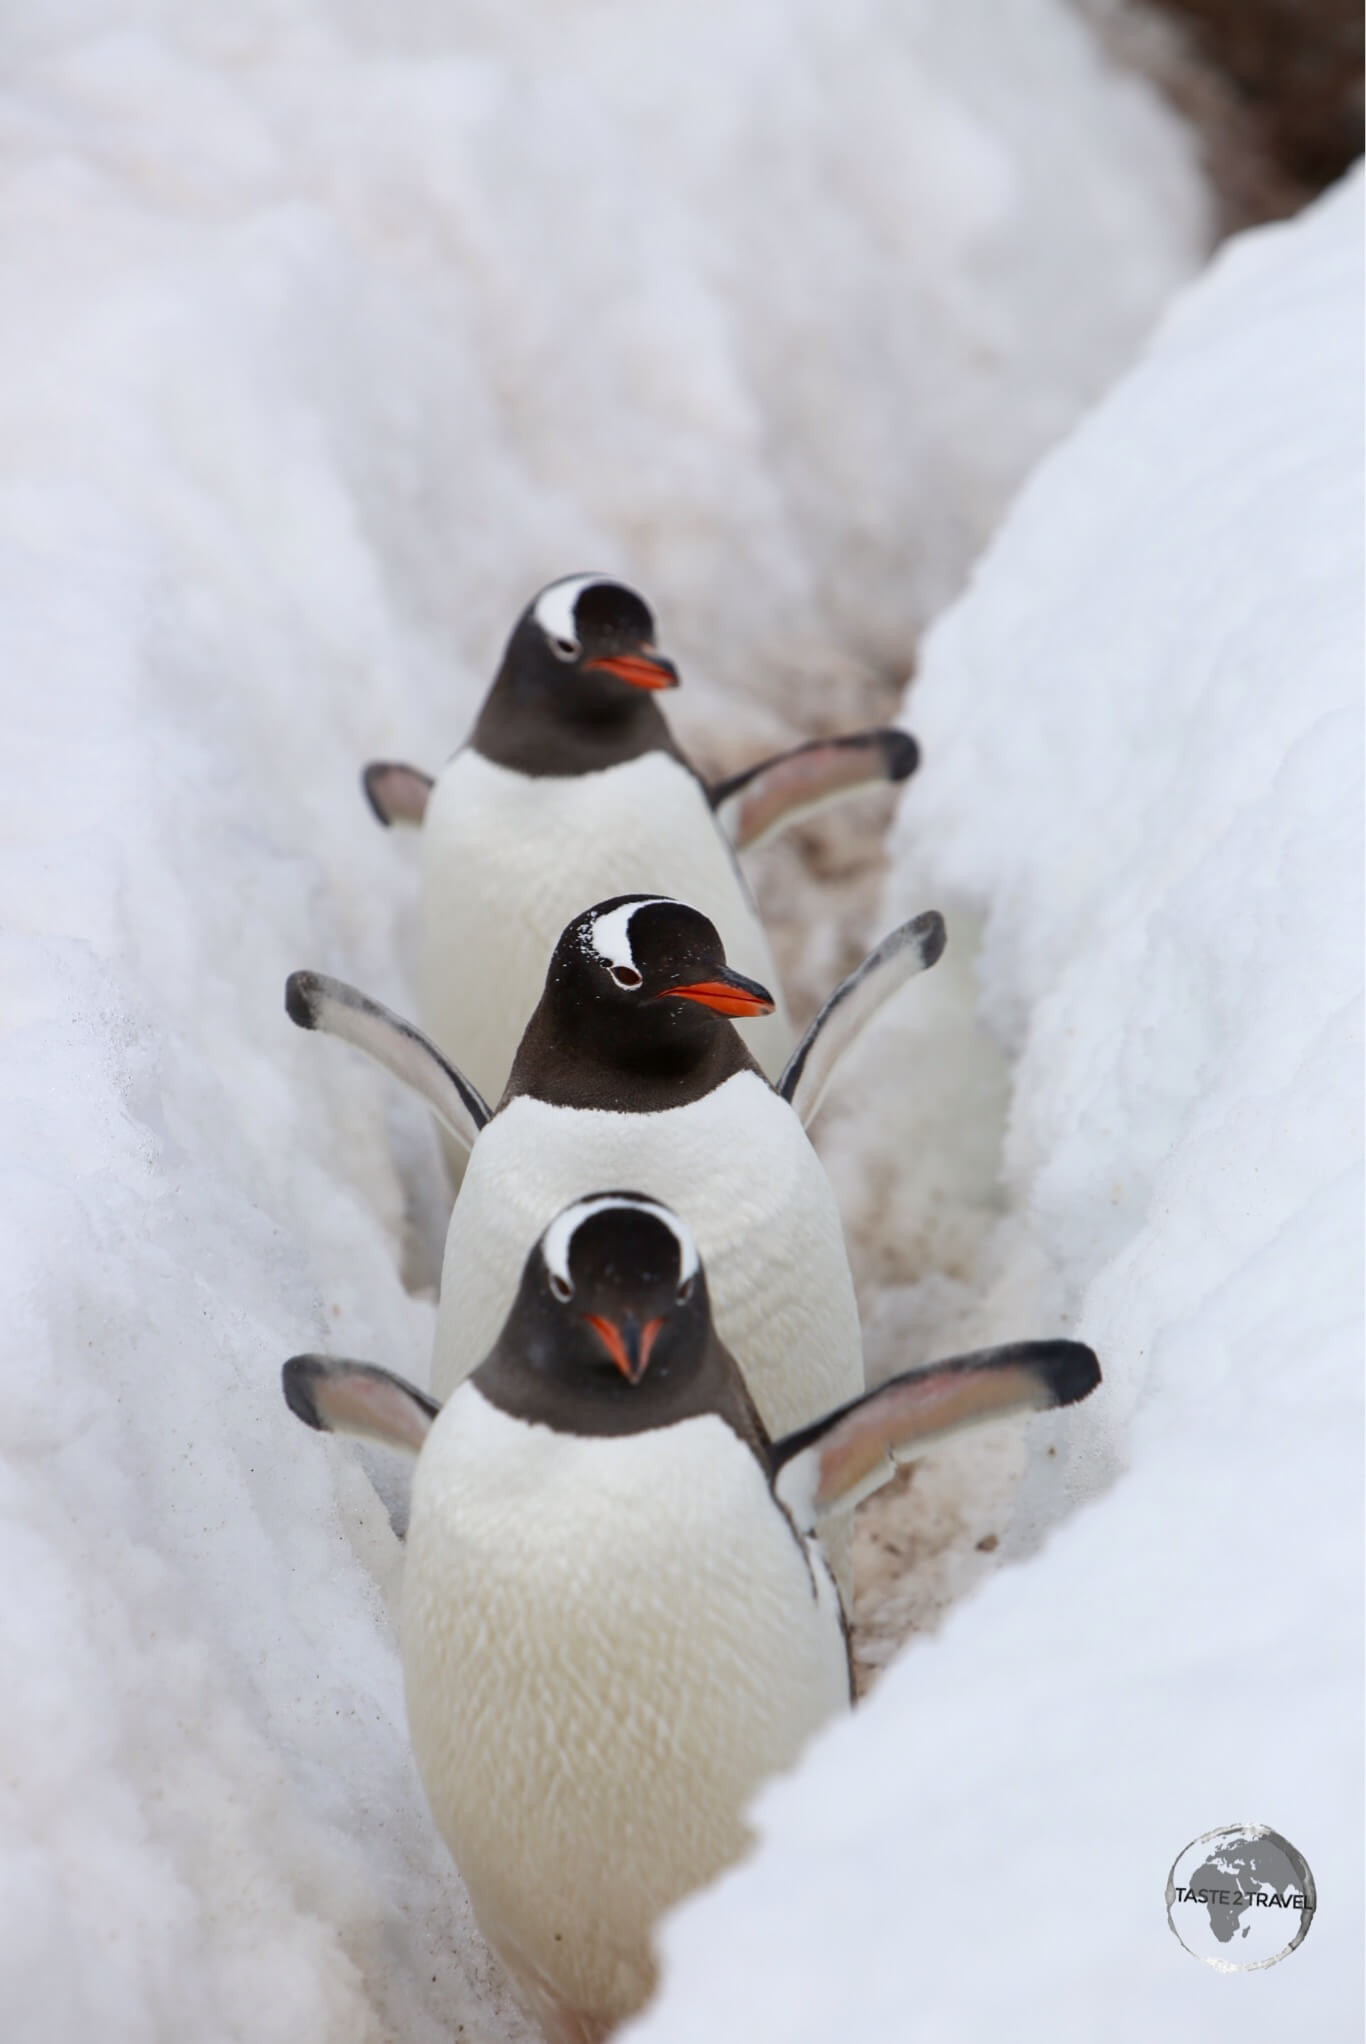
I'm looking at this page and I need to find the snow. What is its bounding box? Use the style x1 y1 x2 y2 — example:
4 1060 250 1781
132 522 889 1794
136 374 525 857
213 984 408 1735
627 170 1364 2043
0 3 1211 2039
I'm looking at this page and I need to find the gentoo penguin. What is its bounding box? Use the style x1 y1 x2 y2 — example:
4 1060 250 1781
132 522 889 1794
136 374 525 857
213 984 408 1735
361 572 919 1113
281 1194 1102 2044
286 896 945 1602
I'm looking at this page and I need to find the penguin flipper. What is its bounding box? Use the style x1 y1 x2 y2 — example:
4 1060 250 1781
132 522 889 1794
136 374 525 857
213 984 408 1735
283 1354 439 1453
285 970 492 1153
363 760 434 827
772 1340 1101 1529
709 729 918 852
777 909 946 1127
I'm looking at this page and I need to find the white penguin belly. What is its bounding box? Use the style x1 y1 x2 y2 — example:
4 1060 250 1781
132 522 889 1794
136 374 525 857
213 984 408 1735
417 749 793 1109
430 1073 863 1441
402 1389 849 2037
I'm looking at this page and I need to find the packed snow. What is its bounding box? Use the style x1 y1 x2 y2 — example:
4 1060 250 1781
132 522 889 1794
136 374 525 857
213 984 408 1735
628 170 1364 2043
0 3 1218 2040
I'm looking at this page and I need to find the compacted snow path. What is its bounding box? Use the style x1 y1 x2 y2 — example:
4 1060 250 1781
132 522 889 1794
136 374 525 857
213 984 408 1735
629 170 1363 2044
0 5 1215 2040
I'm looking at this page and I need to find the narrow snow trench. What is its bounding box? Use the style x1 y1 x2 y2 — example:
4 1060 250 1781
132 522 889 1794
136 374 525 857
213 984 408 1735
0 8 1217 2043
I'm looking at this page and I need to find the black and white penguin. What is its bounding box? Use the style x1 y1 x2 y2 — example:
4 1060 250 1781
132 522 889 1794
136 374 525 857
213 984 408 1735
282 1195 1101 2044
362 572 919 1110
286 894 945 1604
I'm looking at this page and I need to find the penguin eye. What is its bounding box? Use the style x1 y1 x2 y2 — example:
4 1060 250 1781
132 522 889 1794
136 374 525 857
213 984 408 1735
549 634 579 662
610 964 643 991
548 1272 573 1303
676 1274 695 1305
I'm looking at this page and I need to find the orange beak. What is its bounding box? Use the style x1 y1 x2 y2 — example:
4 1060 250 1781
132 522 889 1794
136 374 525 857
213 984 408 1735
583 1314 664 1384
664 970 775 1018
581 650 679 691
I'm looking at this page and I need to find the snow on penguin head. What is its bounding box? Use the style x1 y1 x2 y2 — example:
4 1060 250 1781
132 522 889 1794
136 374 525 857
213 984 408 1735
543 894 776 1054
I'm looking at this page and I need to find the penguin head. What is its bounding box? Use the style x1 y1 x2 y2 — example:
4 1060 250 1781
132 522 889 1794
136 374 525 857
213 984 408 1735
504 574 679 713
548 895 774 1062
518 1193 710 1393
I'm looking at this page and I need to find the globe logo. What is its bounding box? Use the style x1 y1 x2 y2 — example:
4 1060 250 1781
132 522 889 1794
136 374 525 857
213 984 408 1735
1166 1824 1316 1971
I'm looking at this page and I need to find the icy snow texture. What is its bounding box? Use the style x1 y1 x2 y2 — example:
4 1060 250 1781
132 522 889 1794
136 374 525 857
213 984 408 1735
628 172 1364 2044
0 3 1205 2038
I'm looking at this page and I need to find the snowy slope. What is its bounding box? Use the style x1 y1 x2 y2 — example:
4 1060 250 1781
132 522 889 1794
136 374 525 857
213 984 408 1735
0 5 1207 2040
627 171 1363 2044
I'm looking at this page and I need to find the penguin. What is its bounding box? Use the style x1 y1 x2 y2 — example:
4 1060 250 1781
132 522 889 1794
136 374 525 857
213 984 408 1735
361 572 920 1115
281 1194 1102 2044
286 895 946 1605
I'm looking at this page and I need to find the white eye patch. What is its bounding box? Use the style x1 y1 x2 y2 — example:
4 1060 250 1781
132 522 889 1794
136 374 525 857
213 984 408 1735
540 1194 701 1300
531 574 612 656
585 896 677 973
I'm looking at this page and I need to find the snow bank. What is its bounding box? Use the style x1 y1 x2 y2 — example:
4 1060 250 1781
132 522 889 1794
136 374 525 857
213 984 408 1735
628 171 1363 2043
